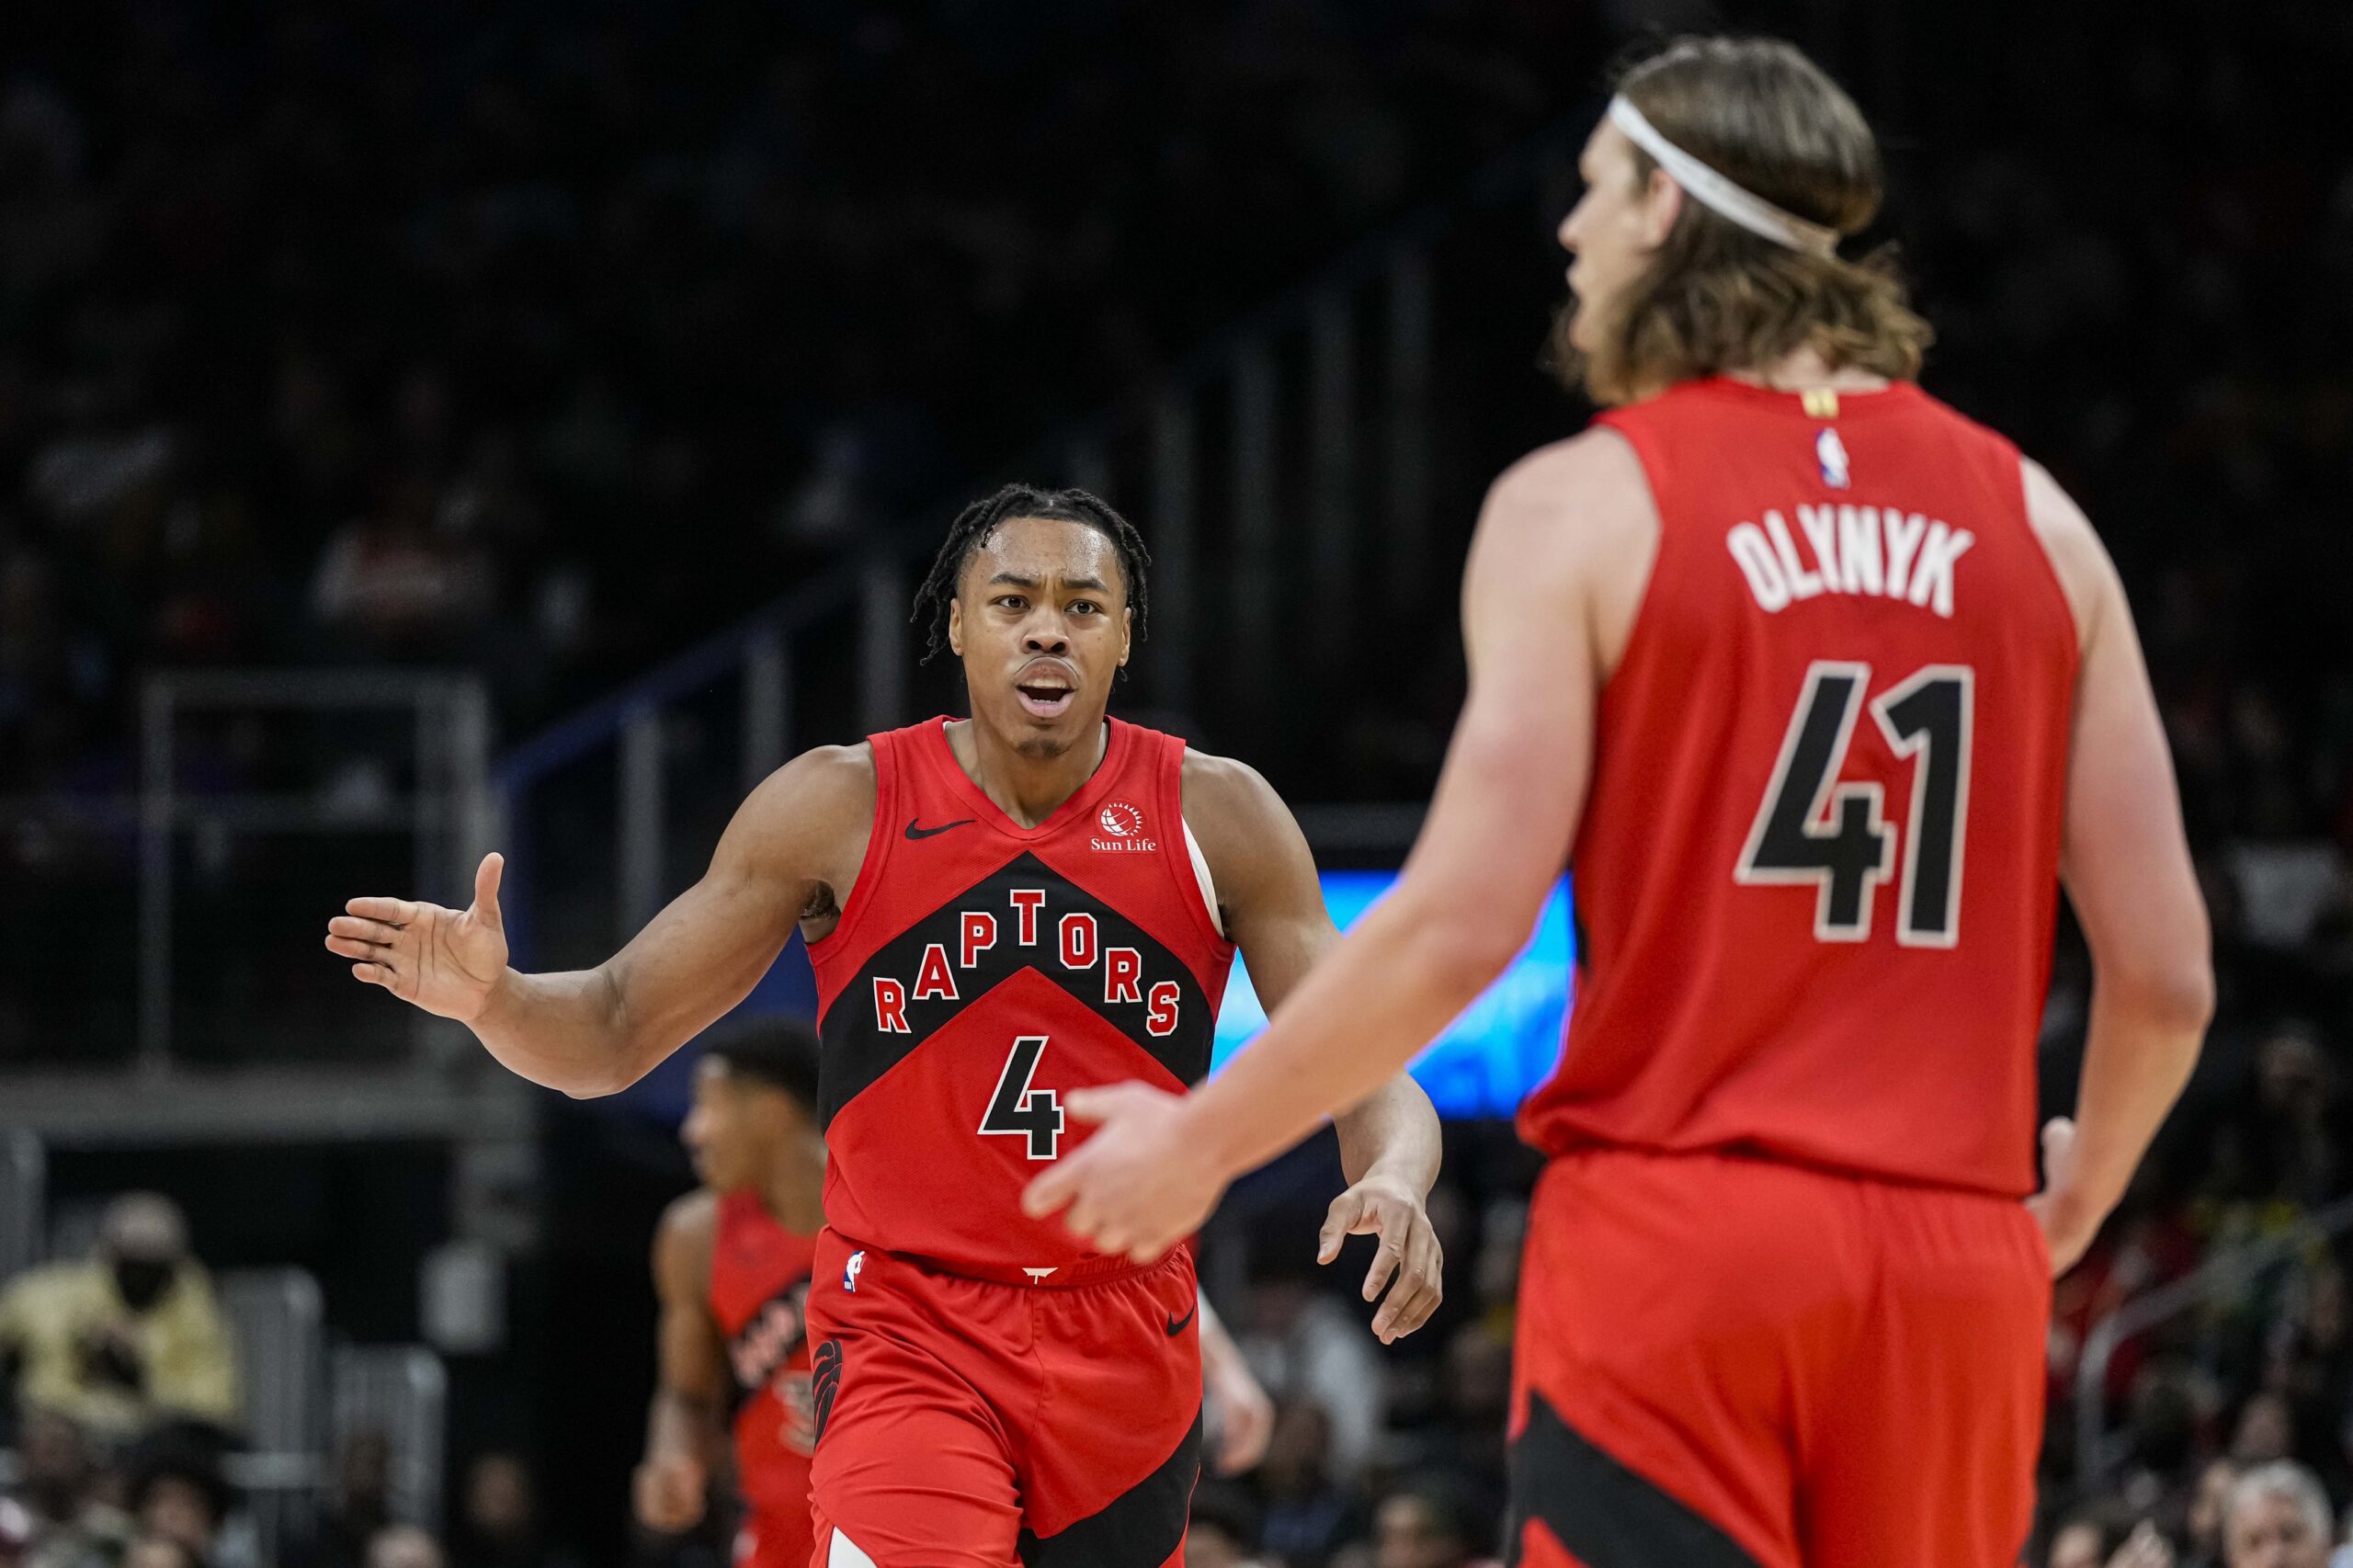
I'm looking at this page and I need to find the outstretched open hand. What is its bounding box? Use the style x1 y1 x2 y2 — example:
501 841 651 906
324 852 509 1023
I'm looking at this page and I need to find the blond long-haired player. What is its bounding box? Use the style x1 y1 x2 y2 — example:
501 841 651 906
1034 36 2212 1566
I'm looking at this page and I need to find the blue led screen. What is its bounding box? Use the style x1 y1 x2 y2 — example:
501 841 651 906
1209 872 1574 1119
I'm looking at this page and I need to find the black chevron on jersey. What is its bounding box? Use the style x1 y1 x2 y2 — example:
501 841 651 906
815 850 1215 1129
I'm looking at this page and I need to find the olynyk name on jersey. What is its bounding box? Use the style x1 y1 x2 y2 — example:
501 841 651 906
1725 505 1974 619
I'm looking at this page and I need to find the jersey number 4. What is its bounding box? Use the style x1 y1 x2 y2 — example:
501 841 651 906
1737 661 1973 947
981 1034 1063 1160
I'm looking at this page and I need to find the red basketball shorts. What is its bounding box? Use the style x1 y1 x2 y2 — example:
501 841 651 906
1508 1148 2048 1568
801 1228 1201 1568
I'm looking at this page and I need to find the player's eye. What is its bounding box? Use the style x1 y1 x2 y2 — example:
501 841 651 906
995 596 1027 611
1068 600 1098 617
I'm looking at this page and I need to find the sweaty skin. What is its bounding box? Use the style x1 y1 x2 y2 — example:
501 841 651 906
328 515 1446 1336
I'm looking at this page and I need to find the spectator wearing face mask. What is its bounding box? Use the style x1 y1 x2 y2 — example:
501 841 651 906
0 1195 238 1440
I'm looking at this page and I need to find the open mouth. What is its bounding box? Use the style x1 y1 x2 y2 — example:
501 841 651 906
1016 679 1075 719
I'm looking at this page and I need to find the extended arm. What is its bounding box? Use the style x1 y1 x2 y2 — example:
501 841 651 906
634 1195 729 1533
2024 462 2212 1273
1168 447 1604 1189
329 745 870 1096
1025 435 1642 1260
1198 755 1446 1340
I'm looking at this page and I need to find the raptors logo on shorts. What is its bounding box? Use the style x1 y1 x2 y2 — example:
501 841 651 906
809 1338 843 1446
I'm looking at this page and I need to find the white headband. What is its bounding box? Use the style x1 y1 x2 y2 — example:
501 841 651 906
1606 96 1841 258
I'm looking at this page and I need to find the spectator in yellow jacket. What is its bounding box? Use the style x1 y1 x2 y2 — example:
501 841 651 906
0 1194 237 1439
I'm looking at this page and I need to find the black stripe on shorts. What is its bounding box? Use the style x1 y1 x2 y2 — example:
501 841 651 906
1506 1392 1763 1568
1018 1408 1202 1568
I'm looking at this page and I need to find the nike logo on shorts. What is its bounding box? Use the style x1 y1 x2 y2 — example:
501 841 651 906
904 816 976 840
1165 1303 1198 1337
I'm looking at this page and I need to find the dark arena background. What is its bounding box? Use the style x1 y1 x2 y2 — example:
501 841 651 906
3 3 2351 1566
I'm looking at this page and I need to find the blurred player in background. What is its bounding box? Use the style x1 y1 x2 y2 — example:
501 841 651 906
633 1021 826 1567
329 483 1441 1568
632 1017 1275 1566
1034 34 2213 1568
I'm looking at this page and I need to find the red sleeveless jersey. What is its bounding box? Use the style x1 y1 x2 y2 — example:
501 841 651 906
809 717 1234 1278
708 1188 820 1522
1517 377 2078 1197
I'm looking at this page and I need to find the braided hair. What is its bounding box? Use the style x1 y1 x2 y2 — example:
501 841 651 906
910 483 1151 665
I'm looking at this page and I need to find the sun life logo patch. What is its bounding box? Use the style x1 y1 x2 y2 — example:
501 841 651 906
1090 799 1158 852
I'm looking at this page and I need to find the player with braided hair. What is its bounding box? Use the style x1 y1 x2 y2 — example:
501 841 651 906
908 483 1153 665
328 481 1446 1568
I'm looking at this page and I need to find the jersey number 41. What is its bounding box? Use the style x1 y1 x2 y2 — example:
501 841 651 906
1736 660 1972 947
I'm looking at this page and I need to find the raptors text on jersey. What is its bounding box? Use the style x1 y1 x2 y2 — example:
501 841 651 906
1519 377 2078 1196
810 719 1234 1277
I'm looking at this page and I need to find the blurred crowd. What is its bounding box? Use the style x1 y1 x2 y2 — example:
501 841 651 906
0 1193 573 1568
1178 1175 1526 1568
2 1415 578 1568
7 0 2353 1565
0 0 1592 799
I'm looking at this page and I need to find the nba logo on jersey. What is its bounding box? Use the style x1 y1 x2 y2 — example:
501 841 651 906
843 1251 865 1293
1816 428 1851 489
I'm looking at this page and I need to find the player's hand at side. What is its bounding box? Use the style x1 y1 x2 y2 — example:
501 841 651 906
1020 1081 1228 1263
1320 1175 1444 1345
324 852 509 1023
631 1452 707 1534
2026 1116 2097 1278
1204 1347 1275 1474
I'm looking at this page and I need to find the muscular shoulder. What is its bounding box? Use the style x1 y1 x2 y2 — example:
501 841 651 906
1181 748 1314 918
1479 429 1655 565
756 743 874 822
653 1189 718 1300
1180 749 1291 858
2021 457 2114 651
1469 430 1658 676
726 743 875 865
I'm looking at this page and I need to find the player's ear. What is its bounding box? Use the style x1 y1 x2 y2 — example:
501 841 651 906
1640 168 1683 248
1119 607 1131 668
948 598 965 659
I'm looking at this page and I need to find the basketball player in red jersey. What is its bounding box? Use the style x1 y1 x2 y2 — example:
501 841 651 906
632 1020 1279 1566
324 483 1445 1568
634 1021 826 1568
1034 36 2215 1568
